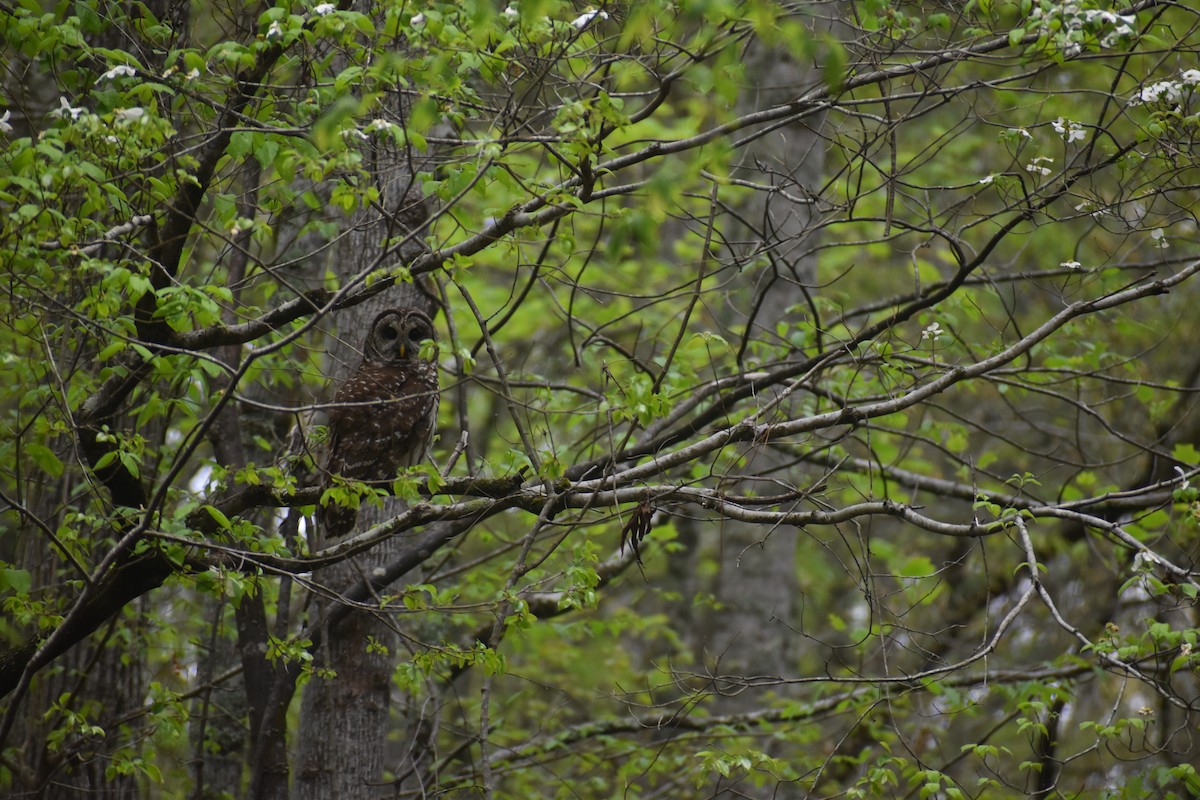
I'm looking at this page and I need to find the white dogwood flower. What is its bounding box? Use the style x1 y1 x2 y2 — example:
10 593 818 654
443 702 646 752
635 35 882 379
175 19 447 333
101 65 137 80
571 8 608 29
114 107 145 124
1136 80 1182 104
1025 156 1054 176
50 96 85 120
1052 117 1086 143
1175 465 1191 492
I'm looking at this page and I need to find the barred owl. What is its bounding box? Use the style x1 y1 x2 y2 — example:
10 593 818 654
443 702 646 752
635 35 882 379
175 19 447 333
320 306 439 539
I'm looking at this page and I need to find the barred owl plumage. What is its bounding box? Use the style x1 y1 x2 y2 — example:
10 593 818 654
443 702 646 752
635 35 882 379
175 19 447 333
320 306 439 539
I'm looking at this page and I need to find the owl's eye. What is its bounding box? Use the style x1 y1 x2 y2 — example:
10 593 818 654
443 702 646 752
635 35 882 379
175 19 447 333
380 325 399 341
407 327 426 343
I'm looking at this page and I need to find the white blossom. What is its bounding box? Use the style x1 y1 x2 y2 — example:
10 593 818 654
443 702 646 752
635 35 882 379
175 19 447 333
1031 3 1138 54
1083 9 1135 28
1132 549 1161 571
1136 80 1182 105
0 110 11 134
185 68 201 80
502 6 519 19
1060 260 1081 270
978 174 995 185
1151 228 1168 249
114 107 146 124
1132 69 1200 108
1010 127 1032 138
921 322 944 341
1086 10 1137 47
410 12 425 26
365 118 394 133
49 96 84 120
341 127 369 141
267 20 284 39
1025 156 1054 176
1175 465 1192 492
1052 117 1086 143
571 8 608 29
313 3 336 15
101 65 136 81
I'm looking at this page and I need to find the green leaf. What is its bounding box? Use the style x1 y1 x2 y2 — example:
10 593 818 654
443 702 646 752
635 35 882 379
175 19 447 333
26 444 64 478
2 567 34 594
204 505 232 530
822 35 846 94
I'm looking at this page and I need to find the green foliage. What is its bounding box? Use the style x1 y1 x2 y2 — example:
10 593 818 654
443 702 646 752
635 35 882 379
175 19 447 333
2 0 1200 796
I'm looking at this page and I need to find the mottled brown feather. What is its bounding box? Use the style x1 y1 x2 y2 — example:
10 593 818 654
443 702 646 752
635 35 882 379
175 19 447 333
320 307 439 539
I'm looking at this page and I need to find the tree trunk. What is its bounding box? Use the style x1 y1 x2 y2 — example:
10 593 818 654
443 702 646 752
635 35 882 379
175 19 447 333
294 133 436 799
684 30 827 774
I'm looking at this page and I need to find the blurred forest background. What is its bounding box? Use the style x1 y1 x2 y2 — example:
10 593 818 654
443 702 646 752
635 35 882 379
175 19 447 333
2 0 1200 797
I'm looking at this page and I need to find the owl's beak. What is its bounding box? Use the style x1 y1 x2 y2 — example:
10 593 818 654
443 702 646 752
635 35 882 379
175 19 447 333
397 343 407 359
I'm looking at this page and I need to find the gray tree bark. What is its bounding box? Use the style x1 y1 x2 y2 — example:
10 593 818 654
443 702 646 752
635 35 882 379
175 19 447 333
294 136 436 799
683 26 828 755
